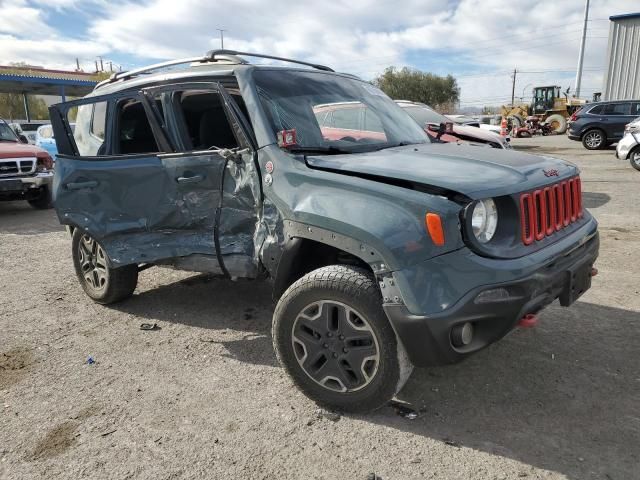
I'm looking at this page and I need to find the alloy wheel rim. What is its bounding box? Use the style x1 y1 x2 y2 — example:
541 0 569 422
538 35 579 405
78 235 109 292
585 131 602 148
291 300 380 393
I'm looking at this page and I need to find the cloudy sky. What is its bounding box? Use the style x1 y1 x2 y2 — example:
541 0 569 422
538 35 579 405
0 0 637 108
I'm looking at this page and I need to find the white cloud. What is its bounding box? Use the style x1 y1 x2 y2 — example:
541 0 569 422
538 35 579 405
0 3 55 37
1 0 638 107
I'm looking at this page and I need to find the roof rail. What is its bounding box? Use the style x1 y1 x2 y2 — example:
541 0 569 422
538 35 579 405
206 49 334 72
94 49 333 90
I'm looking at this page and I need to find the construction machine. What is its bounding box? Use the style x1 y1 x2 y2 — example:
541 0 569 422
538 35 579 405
500 85 587 134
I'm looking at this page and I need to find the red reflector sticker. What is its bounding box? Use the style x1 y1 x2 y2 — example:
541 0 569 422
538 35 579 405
277 129 297 147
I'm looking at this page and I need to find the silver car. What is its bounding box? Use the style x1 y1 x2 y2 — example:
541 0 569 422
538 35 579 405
615 116 640 171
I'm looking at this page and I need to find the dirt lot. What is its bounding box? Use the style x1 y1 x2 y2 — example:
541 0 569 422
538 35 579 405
1 135 639 480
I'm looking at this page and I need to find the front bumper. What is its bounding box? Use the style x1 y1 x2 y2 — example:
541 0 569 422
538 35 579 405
0 172 53 200
384 218 599 367
615 133 639 159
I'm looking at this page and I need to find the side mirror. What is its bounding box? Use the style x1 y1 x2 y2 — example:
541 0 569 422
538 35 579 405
426 123 440 132
19 134 28 144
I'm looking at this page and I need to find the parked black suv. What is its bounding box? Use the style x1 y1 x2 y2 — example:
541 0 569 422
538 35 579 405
568 100 640 149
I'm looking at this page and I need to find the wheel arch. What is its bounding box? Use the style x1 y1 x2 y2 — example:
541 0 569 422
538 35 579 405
272 235 378 301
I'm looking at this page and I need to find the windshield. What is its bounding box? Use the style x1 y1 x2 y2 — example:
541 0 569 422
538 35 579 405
0 121 19 142
254 70 429 153
401 105 448 125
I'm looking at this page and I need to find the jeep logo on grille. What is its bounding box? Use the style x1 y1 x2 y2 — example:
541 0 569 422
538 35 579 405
0 166 12 171
543 169 559 177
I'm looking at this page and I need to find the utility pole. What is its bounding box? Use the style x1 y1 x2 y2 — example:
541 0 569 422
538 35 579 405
511 68 517 106
75 58 80 71
109 61 113 72
575 0 590 98
98 56 104 72
216 29 226 49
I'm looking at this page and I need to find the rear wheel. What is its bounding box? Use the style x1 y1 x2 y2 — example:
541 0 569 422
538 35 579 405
71 229 138 304
630 148 640 171
272 265 412 413
545 114 567 134
582 129 606 150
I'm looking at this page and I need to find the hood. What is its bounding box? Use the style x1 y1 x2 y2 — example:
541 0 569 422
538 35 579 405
0 141 47 159
453 124 506 144
305 143 577 199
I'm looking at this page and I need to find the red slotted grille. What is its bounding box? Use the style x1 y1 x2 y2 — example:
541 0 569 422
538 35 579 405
520 176 582 245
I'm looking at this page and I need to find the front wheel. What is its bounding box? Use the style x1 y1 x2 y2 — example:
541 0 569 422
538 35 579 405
630 148 640 171
272 265 413 413
545 114 567 134
27 186 53 209
71 229 138 304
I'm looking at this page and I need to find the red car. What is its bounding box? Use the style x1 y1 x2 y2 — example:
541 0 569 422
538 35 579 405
0 118 54 209
396 100 511 149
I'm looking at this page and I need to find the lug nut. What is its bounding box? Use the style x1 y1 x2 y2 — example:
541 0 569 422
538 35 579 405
327 332 333 337
342 348 348 353
332 353 338 358
323 343 328 349
339 335 344 340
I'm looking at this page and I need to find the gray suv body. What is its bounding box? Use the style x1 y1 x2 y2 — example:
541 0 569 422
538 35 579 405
49 51 599 412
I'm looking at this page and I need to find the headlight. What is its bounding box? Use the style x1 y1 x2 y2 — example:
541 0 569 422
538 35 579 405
471 198 498 243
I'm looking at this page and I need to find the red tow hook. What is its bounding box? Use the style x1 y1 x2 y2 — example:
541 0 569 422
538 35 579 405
519 313 538 328
591 267 598 277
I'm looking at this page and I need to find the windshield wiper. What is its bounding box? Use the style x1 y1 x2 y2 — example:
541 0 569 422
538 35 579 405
286 146 351 155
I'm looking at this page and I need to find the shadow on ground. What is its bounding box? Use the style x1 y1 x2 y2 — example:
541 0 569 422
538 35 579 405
583 191 611 209
111 274 278 367
111 274 639 480
0 201 62 235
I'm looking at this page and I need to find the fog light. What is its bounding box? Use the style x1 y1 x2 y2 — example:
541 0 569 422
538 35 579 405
451 322 473 347
474 287 510 304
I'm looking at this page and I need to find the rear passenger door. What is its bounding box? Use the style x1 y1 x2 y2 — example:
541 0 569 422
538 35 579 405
49 83 260 275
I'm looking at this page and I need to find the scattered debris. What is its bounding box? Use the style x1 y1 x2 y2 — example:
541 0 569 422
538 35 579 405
316 409 341 422
409 457 421 463
443 438 461 448
100 429 117 437
86 356 95 365
389 400 419 420
140 323 160 331
366 473 382 480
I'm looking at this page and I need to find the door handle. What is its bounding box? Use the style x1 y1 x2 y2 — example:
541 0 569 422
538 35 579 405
176 174 204 184
66 180 98 190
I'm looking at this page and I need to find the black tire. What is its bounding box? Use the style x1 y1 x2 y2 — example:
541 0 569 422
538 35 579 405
630 147 640 171
509 114 523 129
71 229 138 304
272 265 413 413
27 186 53 210
582 128 606 150
545 114 567 134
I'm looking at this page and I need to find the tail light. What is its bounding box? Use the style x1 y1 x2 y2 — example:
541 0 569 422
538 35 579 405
36 152 54 171
570 108 582 122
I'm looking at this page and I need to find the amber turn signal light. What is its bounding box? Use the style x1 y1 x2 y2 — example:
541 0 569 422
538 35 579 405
425 213 445 246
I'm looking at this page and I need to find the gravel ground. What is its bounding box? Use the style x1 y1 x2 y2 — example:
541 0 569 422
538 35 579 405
1 135 639 480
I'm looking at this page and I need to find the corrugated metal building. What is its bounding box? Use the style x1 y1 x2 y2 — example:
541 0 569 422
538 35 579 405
602 13 640 100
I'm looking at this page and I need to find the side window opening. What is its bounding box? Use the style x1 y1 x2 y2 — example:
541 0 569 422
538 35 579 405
116 98 160 155
175 90 239 150
69 102 107 156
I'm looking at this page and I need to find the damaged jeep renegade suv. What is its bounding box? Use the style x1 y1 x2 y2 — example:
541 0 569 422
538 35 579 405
50 50 599 413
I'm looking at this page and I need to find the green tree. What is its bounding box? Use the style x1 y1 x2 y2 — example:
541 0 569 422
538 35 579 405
0 93 49 120
373 67 460 110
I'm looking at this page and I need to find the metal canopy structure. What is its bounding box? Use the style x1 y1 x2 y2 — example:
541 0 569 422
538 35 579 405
0 67 98 121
